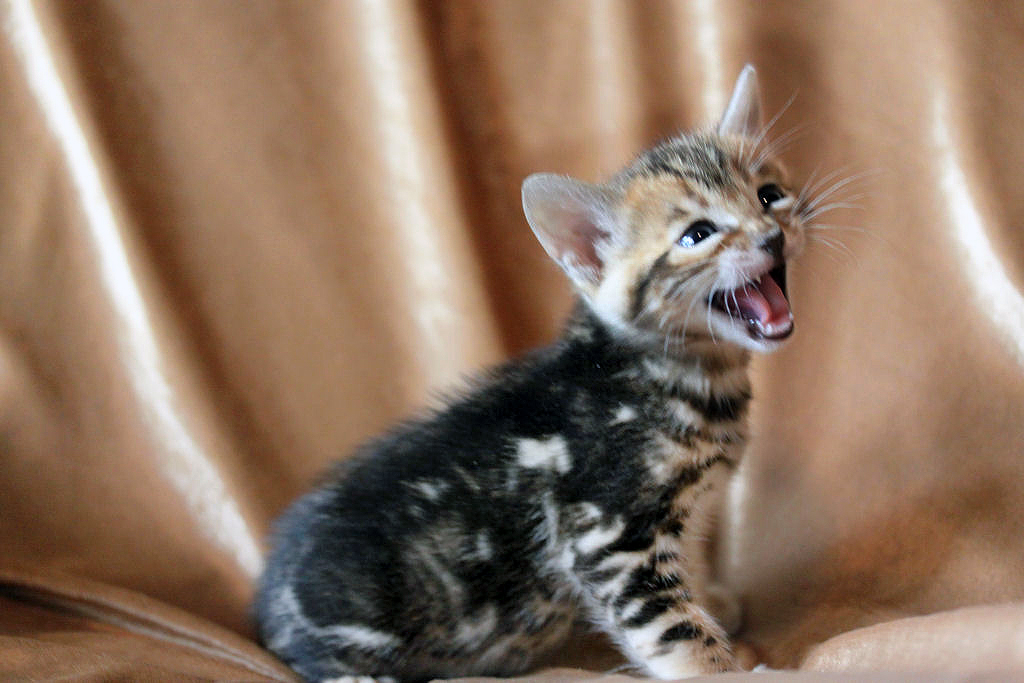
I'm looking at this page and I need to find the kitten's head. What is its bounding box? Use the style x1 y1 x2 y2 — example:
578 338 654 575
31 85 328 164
523 65 806 354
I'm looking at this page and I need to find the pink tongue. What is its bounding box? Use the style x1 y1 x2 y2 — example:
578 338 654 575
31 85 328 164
729 273 791 328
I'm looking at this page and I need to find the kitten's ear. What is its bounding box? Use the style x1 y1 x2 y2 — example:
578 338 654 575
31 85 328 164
522 173 620 290
717 64 763 139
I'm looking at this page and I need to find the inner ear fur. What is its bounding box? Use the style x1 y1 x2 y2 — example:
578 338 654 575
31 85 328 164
718 64 764 139
521 173 622 288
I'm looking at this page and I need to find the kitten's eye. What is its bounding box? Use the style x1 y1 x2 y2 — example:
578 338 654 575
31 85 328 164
757 183 786 210
677 220 717 248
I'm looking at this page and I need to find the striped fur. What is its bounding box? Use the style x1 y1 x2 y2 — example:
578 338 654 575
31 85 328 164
256 66 807 681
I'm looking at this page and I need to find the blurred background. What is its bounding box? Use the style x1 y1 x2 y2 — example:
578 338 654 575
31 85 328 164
2 0 1024 677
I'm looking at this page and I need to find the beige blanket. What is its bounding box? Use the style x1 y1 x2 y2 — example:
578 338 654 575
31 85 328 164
2 1 1023 679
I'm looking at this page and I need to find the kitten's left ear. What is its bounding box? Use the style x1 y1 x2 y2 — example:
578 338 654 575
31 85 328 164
717 64 764 139
522 173 621 291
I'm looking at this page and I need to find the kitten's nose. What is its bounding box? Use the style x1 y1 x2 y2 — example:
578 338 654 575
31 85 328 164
759 231 784 261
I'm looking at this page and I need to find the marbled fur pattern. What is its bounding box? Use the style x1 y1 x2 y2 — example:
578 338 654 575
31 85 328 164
256 65 808 682
258 308 749 681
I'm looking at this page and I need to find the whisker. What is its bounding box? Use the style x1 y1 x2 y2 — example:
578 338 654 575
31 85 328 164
792 163 825 218
811 222 892 250
706 289 716 344
744 91 798 168
800 169 880 215
809 234 857 263
807 192 868 208
729 288 742 323
658 269 718 344
750 124 809 171
688 274 720 338
807 222 870 234
802 178 863 213
799 164 851 199
676 274 716 333
800 200 865 222
663 269 708 304
792 165 859 215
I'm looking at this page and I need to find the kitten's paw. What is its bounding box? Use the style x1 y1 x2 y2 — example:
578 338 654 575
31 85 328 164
704 583 743 636
643 637 738 679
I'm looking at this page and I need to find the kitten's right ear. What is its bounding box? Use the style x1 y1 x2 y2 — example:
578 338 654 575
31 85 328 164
522 173 620 290
718 64 763 139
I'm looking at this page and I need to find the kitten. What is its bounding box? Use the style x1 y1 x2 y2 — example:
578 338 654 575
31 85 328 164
256 65 807 682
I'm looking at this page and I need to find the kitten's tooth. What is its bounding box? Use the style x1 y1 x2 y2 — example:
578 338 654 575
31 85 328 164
754 315 794 339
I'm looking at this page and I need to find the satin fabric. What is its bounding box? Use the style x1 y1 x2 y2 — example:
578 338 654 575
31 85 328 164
2 0 1024 678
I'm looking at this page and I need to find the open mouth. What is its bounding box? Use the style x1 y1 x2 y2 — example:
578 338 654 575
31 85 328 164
710 263 793 341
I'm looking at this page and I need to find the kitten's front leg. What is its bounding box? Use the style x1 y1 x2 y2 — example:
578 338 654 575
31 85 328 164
580 543 737 678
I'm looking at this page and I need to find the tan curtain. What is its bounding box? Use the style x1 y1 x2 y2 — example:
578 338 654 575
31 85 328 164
2 0 1023 679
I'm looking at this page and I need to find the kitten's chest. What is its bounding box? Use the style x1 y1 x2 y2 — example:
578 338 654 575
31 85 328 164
631 356 751 470
652 420 745 469
546 359 749 522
